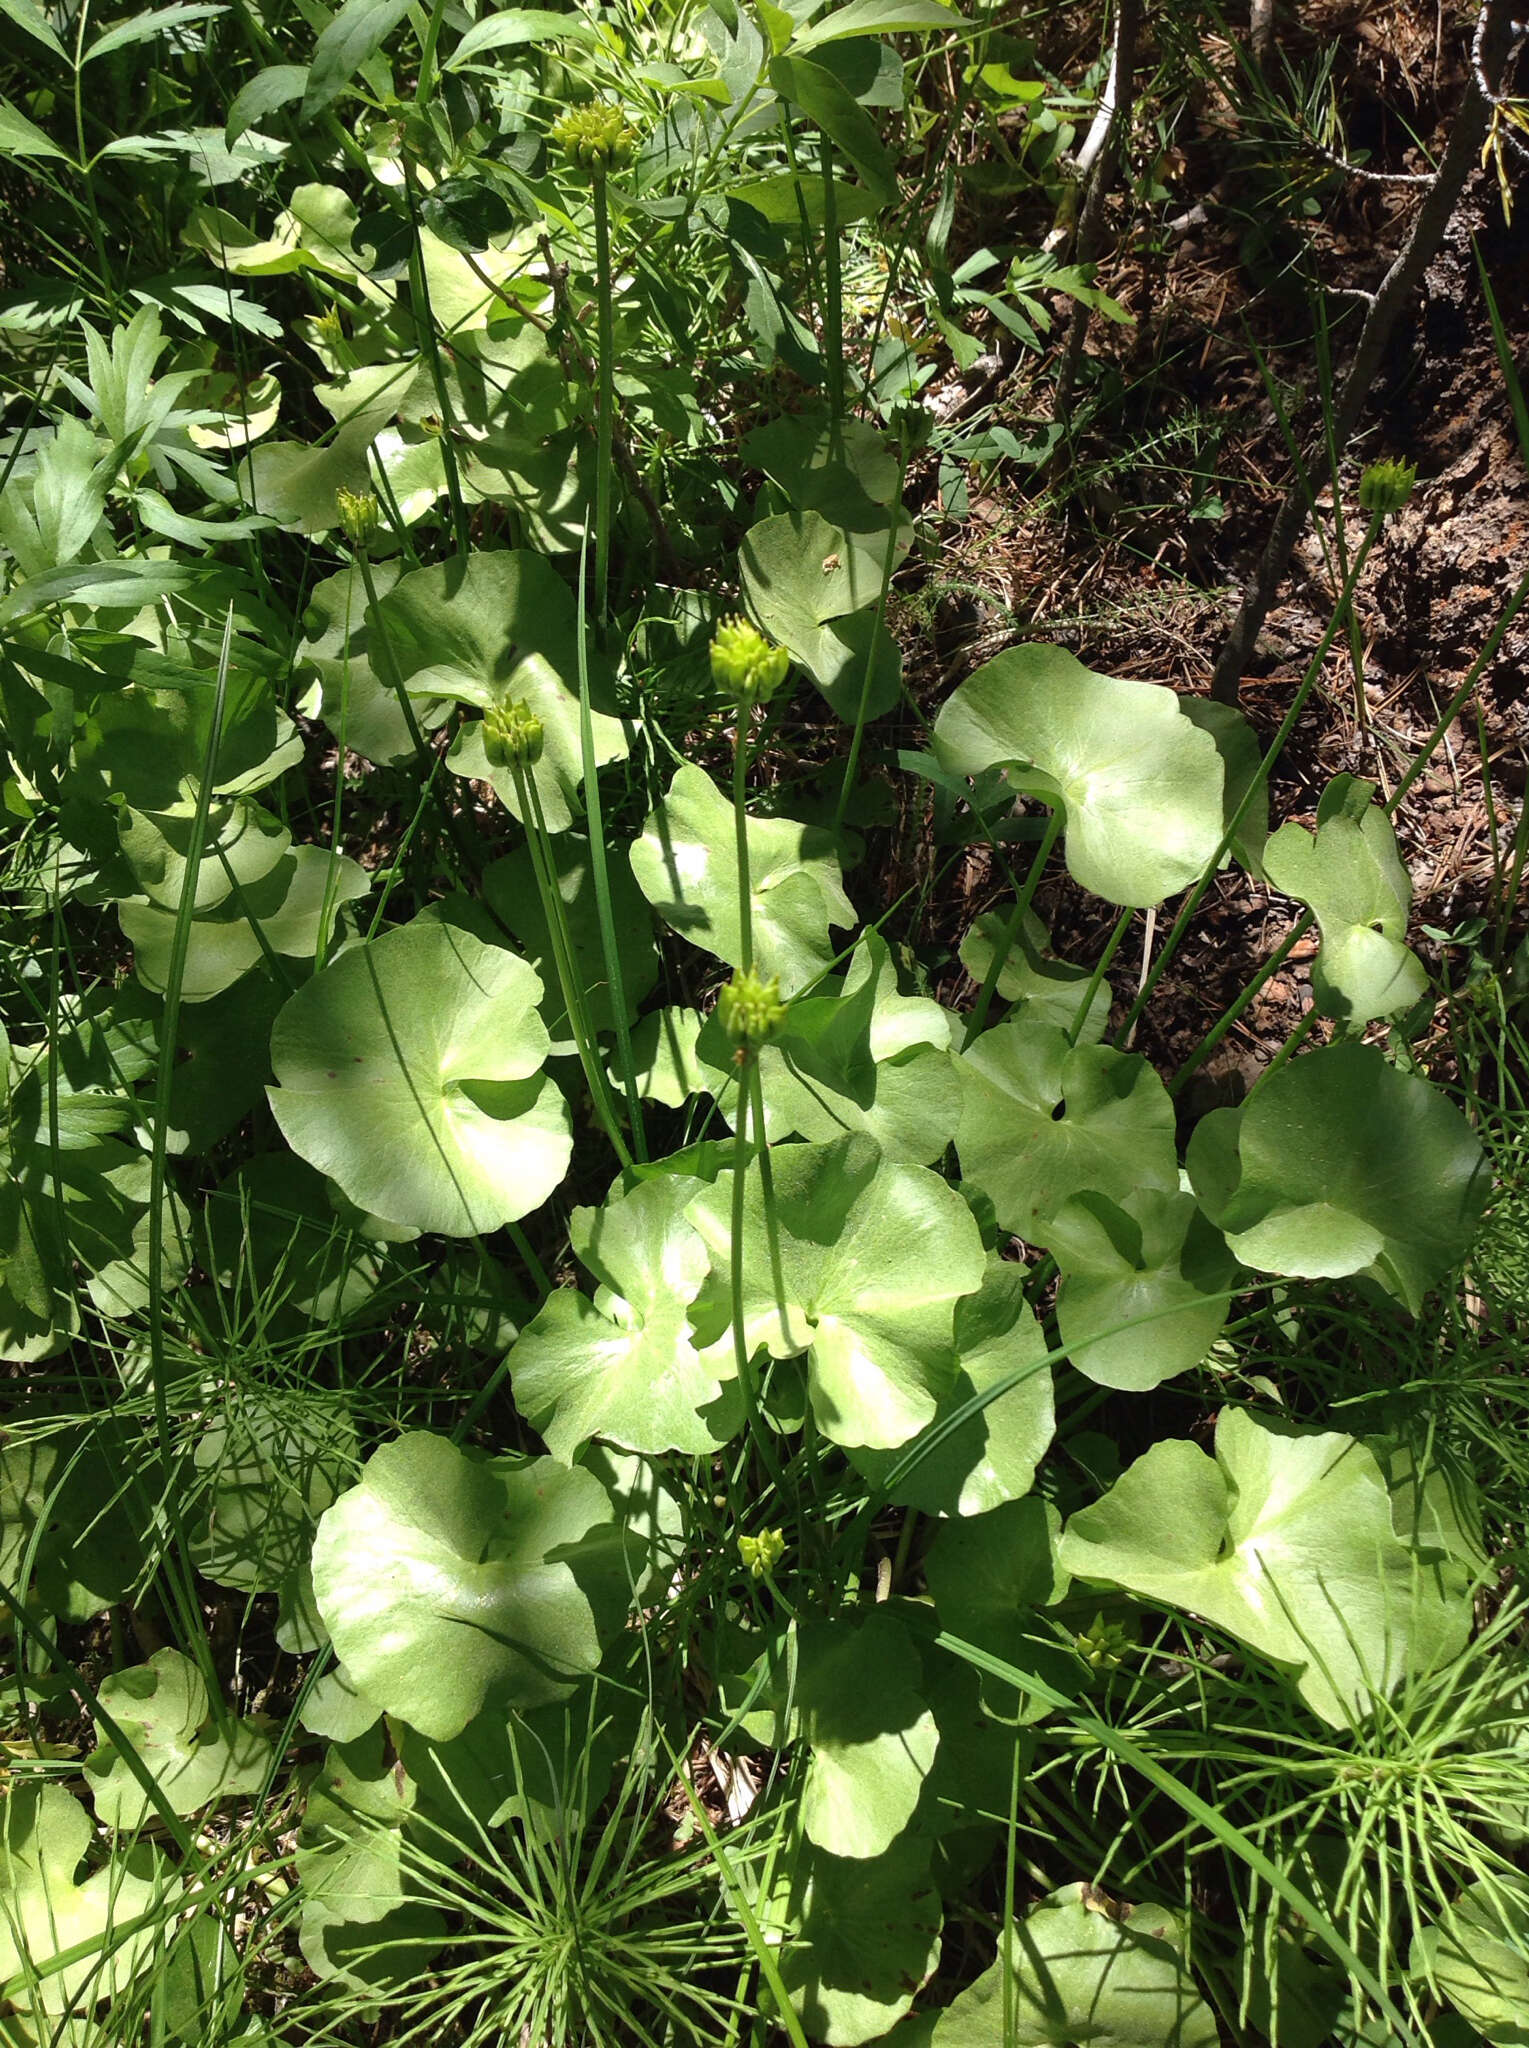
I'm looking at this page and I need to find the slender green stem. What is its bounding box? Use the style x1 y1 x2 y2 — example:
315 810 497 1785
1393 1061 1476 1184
414 0 449 107
833 442 908 834
1170 916 1312 1099
1118 510 1387 1048
1067 904 1133 1043
747 1058 790 1345
962 807 1064 1047
821 136 844 441
592 174 617 620
729 1053 787 1494
401 165 471 558
512 761 633 1170
574 528 646 1157
733 709 754 968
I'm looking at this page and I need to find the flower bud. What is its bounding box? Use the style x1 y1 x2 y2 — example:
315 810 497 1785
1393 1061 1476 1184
335 486 380 550
717 967 787 1049
709 615 790 707
481 697 545 768
1358 458 1416 517
551 105 639 176
738 1527 786 1578
1074 1613 1130 1673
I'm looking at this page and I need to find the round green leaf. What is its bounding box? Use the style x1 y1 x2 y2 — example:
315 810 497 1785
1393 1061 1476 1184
509 1174 740 1460
310 1432 624 1739
933 645 1231 906
268 919 570 1235
771 1836 942 2046
955 1017 1178 1244
930 1883 1219 2047
629 763 854 995
701 931 961 1163
372 549 626 833
852 1257 1055 1515
925 1495 1072 1721
798 1610 940 1859
1412 1875 1529 2045
121 845 370 1003
1057 1407 1475 1725
297 560 452 766
1185 1042 1490 1312
958 905 1111 1042
1049 1188 1238 1392
84 1648 271 1828
0 1785 168 2017
1262 775 1426 1025
482 834 658 1043
686 1134 985 1449
740 506 909 719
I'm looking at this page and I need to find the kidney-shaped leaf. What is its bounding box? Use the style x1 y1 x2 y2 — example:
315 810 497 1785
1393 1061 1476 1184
851 1257 1055 1516
85 1648 271 1828
687 1134 985 1449
798 1610 939 1859
931 1883 1219 2047
1186 1042 1489 1313
1262 775 1426 1025
703 931 960 1164
629 763 854 996
1412 1874 1529 2046
934 646 1231 906
0 1785 168 2017
1057 1407 1474 1725
372 550 626 833
740 507 907 720
269 919 571 1236
509 1173 739 1460
956 1017 1178 1244
310 1433 624 1740
772 1836 942 2047
1049 1188 1239 1392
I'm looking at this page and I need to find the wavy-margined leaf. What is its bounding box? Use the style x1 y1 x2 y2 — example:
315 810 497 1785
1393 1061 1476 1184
509 1174 739 1460
1057 1407 1475 1725
925 1494 1072 1721
629 763 854 996
296 560 452 766
769 1835 942 2045
933 645 1234 906
78 659 303 810
189 1385 358 1595
686 1134 985 1449
740 506 907 719
121 843 370 1003
797 1610 939 1858
928 1883 1219 2046
851 1257 1055 1515
1262 774 1426 1025
1186 1042 1489 1312
240 416 449 534
269 920 570 1236
0 1430 144 1619
310 1433 626 1740
296 1729 445 1992
1049 1188 1239 1392
699 931 960 1163
1411 1874 1529 2045
84 1648 270 1828
482 835 658 1043
958 905 1111 1042
371 549 626 832
955 1017 1178 1244
0 1786 169 2017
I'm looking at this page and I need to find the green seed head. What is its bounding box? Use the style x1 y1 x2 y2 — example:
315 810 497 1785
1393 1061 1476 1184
1358 458 1417 517
738 1528 786 1578
481 697 545 768
1074 1613 1131 1673
709 615 790 707
552 104 638 176
314 305 345 348
334 486 380 550
717 968 787 1049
